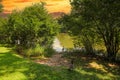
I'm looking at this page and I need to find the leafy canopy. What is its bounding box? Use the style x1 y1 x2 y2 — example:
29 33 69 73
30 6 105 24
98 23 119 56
70 0 120 60
0 0 3 13
3 3 60 48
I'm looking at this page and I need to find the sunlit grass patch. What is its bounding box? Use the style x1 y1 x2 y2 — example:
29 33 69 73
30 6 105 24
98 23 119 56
0 72 27 80
0 47 11 53
89 61 107 72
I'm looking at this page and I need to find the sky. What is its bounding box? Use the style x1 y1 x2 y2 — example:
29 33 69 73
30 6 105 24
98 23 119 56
1 0 71 13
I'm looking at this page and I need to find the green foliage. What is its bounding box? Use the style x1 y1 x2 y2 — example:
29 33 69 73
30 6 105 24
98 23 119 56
24 44 55 58
0 0 3 13
25 45 44 57
0 18 8 44
4 3 60 48
25 48 33 57
34 45 44 56
44 47 55 57
59 11 98 55
61 0 120 60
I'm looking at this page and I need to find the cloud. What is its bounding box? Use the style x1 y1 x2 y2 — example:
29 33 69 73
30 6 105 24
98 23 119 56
14 0 32 3
46 3 56 6
2 0 71 13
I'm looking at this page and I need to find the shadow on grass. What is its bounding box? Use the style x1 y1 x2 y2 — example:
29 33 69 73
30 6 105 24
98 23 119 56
74 56 120 80
0 52 99 80
0 48 119 80
0 52 101 80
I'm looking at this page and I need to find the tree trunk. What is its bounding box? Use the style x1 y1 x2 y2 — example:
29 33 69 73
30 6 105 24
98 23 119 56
107 46 117 61
82 36 94 55
105 32 119 61
99 24 119 62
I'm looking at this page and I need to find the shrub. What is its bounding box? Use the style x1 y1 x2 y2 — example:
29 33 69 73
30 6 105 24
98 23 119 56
5 3 60 49
44 47 55 57
34 45 44 57
15 45 24 55
24 45 45 57
23 44 55 58
25 48 33 57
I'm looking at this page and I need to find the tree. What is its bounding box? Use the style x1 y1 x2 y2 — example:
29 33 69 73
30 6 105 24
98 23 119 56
70 0 120 61
0 0 5 43
0 18 7 44
59 14 97 55
0 0 3 13
5 3 60 48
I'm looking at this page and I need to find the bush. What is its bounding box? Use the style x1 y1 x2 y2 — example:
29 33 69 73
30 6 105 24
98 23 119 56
44 47 55 57
34 45 44 57
15 45 24 55
24 45 45 57
23 45 55 58
25 48 33 57
5 3 60 48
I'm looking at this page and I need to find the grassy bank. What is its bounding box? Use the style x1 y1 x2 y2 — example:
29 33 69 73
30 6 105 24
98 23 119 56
0 47 120 80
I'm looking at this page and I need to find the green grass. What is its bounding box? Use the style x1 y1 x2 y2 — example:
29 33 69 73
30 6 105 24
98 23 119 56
57 33 74 48
0 47 12 53
0 47 120 80
75 57 120 80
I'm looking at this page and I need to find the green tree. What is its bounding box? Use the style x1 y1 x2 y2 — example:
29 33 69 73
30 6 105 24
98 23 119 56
59 14 96 55
0 18 7 44
5 3 60 48
70 0 120 61
0 0 3 13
